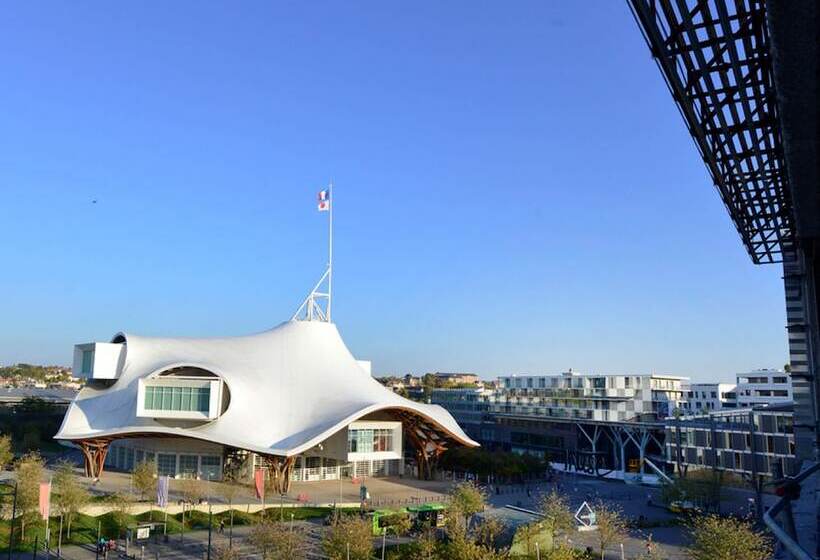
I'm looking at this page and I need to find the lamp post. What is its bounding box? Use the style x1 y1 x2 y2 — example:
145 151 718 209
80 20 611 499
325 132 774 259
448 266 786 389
0 481 18 560
206 506 213 560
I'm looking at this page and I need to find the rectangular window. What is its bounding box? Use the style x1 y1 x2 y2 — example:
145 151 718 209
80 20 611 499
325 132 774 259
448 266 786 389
181 387 192 410
179 455 198 478
144 384 211 414
348 429 375 453
161 387 172 410
372 429 393 452
157 454 176 477
82 350 94 374
200 456 221 481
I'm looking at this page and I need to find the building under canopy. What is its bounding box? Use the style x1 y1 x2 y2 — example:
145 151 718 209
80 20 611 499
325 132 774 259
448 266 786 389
56 320 477 490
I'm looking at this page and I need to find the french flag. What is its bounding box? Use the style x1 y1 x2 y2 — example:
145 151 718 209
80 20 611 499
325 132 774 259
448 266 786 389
317 189 330 211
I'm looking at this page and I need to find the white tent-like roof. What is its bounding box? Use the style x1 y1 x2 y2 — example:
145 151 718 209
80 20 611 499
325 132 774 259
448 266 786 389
56 320 478 456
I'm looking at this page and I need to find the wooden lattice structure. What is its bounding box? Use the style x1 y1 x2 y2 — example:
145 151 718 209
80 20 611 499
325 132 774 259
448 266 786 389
77 438 112 479
392 409 452 480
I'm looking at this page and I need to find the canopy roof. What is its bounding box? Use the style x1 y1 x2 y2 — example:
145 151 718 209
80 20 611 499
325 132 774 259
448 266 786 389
56 320 478 456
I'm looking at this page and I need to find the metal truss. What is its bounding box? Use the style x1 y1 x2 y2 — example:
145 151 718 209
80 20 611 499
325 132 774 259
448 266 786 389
628 0 793 263
291 266 331 322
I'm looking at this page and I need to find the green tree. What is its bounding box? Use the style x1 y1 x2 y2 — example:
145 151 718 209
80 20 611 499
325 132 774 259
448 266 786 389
404 531 440 560
546 545 582 560
591 501 628 560
444 535 507 560
661 470 724 512
687 515 771 560
0 434 13 470
448 481 487 530
381 512 412 536
537 490 574 548
14 452 44 540
108 492 133 538
248 520 306 559
515 522 542 558
322 515 373 560
131 461 157 502
474 516 506 551
52 461 89 538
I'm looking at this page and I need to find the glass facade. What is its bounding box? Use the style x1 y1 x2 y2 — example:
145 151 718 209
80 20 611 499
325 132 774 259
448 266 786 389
144 385 210 413
348 428 393 453
178 454 199 477
81 350 94 374
157 453 176 476
200 456 221 480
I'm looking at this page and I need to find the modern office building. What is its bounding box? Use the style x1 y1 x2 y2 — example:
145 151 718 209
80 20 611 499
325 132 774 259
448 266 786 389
665 403 797 478
56 320 477 488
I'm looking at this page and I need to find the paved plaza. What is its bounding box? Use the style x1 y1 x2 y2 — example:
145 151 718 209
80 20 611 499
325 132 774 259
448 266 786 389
14 465 780 560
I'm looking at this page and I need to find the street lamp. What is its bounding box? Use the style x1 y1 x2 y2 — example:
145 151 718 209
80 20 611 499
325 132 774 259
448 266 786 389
0 480 18 560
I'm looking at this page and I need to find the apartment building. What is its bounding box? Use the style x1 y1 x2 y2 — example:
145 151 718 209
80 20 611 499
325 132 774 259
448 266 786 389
665 403 797 478
735 369 792 408
683 382 737 413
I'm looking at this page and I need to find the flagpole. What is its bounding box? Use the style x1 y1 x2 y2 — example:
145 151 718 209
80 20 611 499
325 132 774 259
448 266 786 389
328 179 333 323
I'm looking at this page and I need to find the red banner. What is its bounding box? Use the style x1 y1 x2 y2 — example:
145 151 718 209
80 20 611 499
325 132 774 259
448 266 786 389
39 482 51 520
254 468 265 500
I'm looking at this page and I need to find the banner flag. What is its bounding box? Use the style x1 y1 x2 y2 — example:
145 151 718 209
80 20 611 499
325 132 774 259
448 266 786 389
254 468 266 500
157 475 170 508
317 189 330 212
39 482 51 520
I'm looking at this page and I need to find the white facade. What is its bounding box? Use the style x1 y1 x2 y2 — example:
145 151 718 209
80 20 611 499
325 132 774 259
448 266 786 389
57 321 477 481
735 369 792 407
73 342 126 380
490 371 688 422
683 382 737 413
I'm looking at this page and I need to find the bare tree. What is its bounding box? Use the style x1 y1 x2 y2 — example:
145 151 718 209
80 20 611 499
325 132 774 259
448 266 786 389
248 520 306 559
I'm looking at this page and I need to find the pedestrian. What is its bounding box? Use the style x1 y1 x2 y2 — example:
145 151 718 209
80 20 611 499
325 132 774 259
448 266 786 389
219 518 225 534
647 493 653 507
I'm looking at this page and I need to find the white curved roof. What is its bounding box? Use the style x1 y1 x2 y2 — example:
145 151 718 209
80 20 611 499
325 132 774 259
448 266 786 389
56 321 478 456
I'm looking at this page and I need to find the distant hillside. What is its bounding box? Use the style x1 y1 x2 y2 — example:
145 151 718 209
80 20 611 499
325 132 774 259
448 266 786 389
0 363 72 383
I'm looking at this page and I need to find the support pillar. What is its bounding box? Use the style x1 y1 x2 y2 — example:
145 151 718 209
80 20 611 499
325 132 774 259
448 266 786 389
394 411 448 480
266 456 296 494
78 439 111 479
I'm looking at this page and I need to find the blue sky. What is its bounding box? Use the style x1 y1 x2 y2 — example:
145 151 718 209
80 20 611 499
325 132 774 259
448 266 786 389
0 1 787 381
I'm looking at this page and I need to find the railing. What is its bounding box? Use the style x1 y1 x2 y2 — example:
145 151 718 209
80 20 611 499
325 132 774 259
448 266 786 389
762 461 820 560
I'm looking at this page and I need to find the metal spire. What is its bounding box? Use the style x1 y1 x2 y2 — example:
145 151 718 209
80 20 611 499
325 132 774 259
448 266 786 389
292 181 333 322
